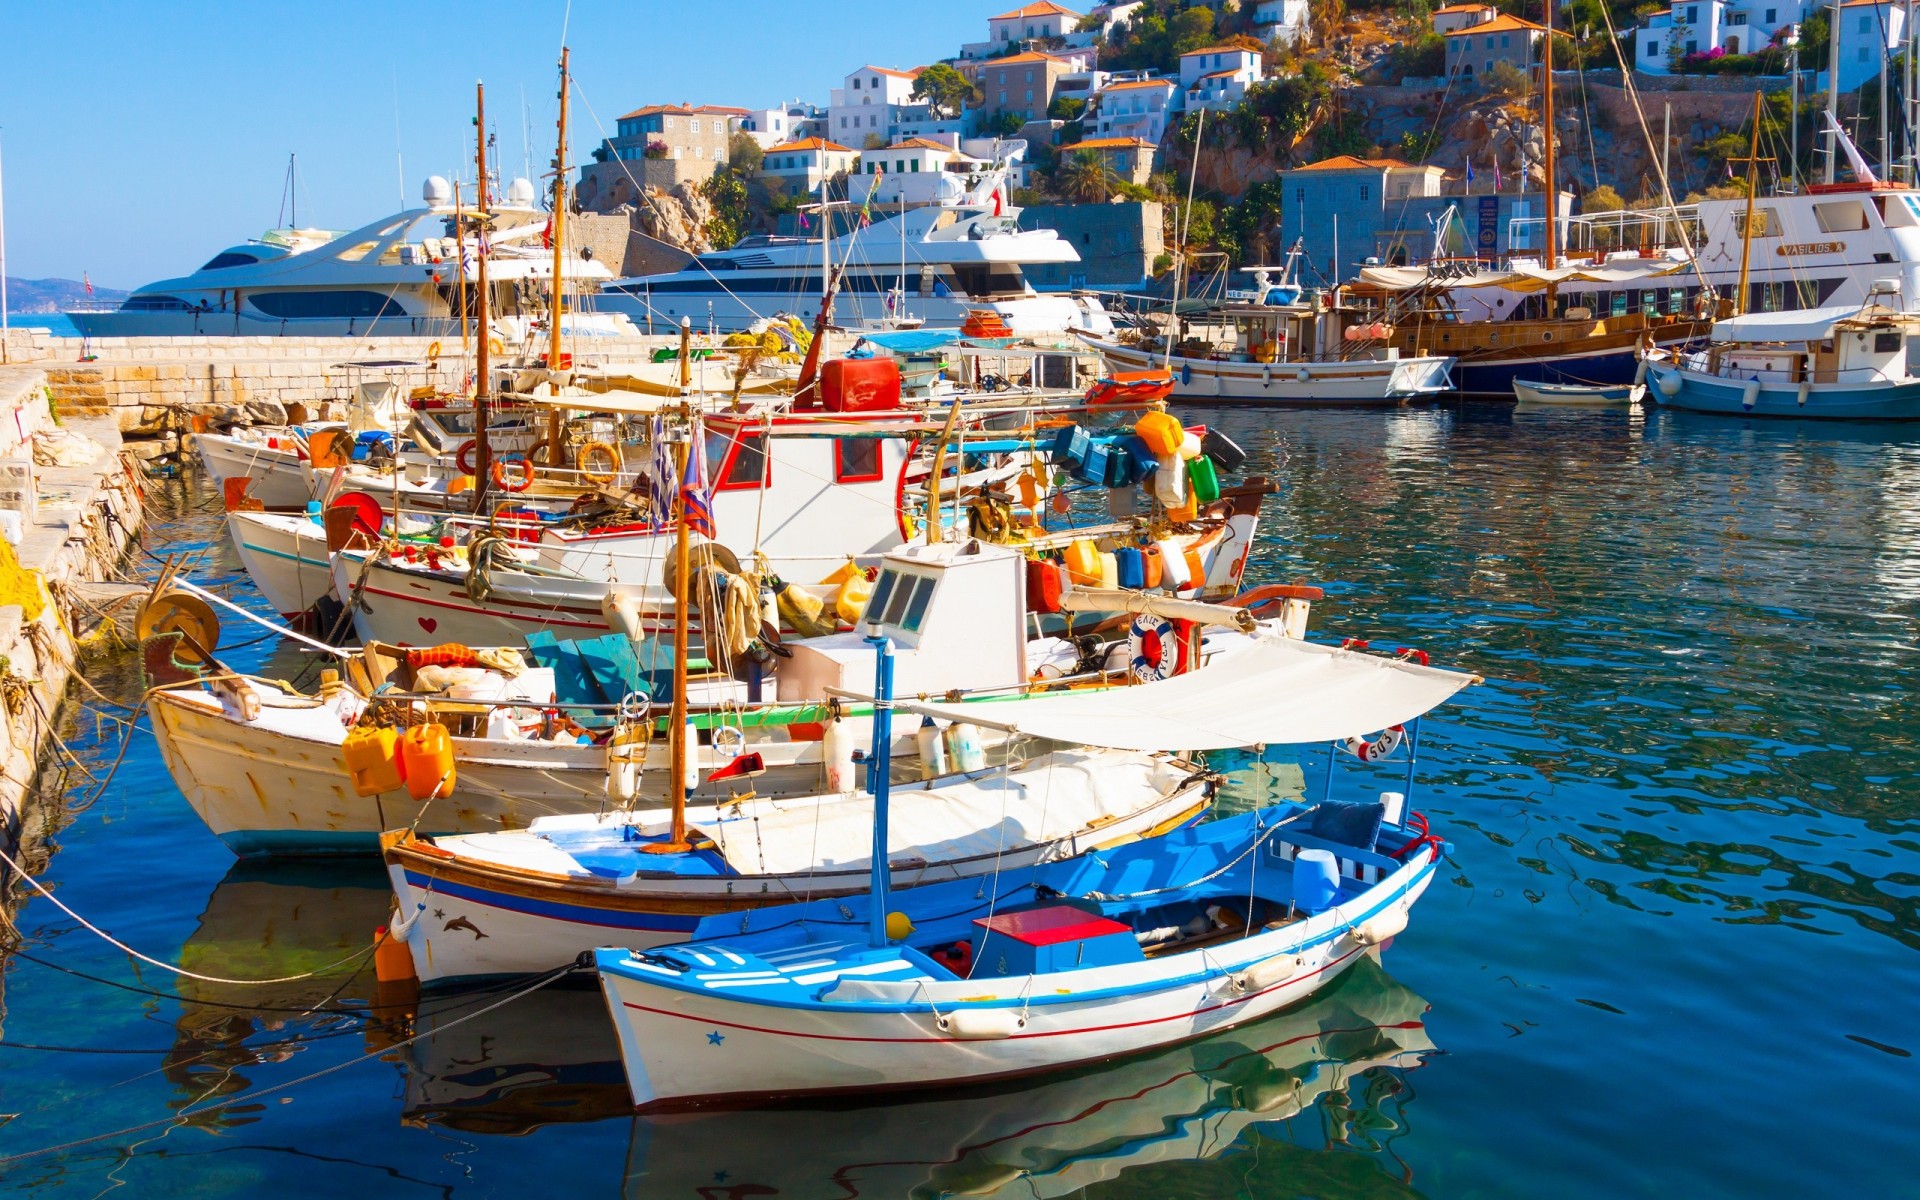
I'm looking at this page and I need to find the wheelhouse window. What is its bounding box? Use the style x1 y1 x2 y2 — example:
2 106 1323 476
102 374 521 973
1732 208 1782 238
867 568 937 634
835 437 884 483
704 428 770 490
121 294 191 311
199 251 260 270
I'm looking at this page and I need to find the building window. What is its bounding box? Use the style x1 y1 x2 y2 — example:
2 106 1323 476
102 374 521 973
999 90 1007 105
1764 6 1775 21
1295 187 1305 205
1486 35 1494 46
1647 39 1658 55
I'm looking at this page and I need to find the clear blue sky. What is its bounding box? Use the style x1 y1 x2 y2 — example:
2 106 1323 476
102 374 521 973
0 1 988 288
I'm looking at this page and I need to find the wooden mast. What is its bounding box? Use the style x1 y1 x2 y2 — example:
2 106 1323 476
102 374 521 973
454 180 471 372
1540 0 1558 311
1733 90 1765 318
648 322 696 854
545 48 570 464
473 80 494 512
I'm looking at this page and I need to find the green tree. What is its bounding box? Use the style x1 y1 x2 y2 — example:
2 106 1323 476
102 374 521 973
1401 128 1440 161
1048 95 1087 121
1481 59 1531 97
911 62 977 119
1170 5 1217 54
1057 148 1118 203
985 109 1030 137
727 130 764 175
1219 178 1288 264
699 169 750 248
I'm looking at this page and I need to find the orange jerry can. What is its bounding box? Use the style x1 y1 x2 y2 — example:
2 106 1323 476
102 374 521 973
341 726 406 797
1139 544 1166 589
821 357 903 412
399 723 457 801
1027 558 1064 613
1063 538 1102 586
1133 410 1184 457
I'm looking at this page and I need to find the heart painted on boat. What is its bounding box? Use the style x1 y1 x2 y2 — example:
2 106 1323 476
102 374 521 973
417 617 438 634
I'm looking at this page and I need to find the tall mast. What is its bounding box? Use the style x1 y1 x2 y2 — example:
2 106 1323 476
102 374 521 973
454 180 470 371
1540 0 1557 278
1164 107 1205 369
549 47 570 371
1824 3 1841 184
648 320 697 856
473 81 494 512
1 131 10 363
547 48 571 463
1734 90 1765 318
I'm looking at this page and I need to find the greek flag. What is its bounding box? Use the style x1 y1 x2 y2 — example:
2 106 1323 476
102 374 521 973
644 416 677 521
680 422 716 538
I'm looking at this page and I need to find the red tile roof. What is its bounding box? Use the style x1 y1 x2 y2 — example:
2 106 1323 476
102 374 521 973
991 1 1081 19
1103 77 1176 91
618 103 748 120
1180 43 1261 57
984 50 1074 66
1061 137 1156 150
767 137 854 154
1291 154 1432 172
1442 13 1565 35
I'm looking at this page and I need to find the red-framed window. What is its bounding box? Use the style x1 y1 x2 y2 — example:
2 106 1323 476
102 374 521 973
834 436 884 484
705 428 770 491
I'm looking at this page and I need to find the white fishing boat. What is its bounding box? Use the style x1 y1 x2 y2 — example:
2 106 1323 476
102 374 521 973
594 634 1477 1109
70 176 636 340
1511 379 1644 406
1644 287 1920 419
1080 264 1454 405
620 954 1432 1196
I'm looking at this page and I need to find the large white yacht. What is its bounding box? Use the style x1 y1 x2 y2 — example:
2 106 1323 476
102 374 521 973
599 158 1114 336
70 177 635 339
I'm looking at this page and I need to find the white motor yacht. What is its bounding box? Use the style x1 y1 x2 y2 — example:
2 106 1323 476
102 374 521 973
70 176 637 340
599 154 1114 337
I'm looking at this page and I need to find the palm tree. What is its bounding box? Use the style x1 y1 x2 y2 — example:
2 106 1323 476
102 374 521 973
1057 149 1116 204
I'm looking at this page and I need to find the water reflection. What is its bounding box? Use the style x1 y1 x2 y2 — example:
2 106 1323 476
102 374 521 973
399 982 630 1134
166 861 391 1120
623 955 1433 1199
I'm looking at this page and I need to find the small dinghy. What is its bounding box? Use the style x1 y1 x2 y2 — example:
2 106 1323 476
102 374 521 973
1511 379 1644 406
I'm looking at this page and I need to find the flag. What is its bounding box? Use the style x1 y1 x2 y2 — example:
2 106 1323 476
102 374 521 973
643 416 677 520
679 421 716 538
799 208 811 230
860 166 882 228
1465 159 1475 192
541 216 553 249
1491 154 1503 191
83 272 93 296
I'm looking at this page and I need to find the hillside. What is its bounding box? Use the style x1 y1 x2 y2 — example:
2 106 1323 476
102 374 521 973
4 277 128 313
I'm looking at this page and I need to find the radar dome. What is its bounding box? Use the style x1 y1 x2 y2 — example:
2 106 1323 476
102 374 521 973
423 176 453 207
505 177 538 207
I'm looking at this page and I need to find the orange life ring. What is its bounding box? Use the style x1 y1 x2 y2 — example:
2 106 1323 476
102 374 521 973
456 439 479 476
578 441 622 484
491 456 534 493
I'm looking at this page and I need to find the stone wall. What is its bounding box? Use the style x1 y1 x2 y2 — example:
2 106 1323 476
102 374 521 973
0 367 144 862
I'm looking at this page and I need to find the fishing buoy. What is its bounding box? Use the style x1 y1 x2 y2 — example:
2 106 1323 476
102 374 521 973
944 721 985 773
1155 539 1190 590
823 716 857 792
1152 454 1186 507
1655 371 1681 398
834 571 874 624
885 912 916 941
917 715 949 780
341 726 407 797
399 723 457 801
373 926 418 984
1050 489 1072 515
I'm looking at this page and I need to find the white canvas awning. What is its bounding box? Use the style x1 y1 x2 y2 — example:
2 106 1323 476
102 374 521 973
1710 302 1913 343
891 635 1478 753
1354 260 1686 295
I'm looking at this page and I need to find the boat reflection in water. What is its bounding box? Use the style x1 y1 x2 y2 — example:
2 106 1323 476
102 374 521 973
623 954 1434 1199
166 862 393 1110
399 983 630 1134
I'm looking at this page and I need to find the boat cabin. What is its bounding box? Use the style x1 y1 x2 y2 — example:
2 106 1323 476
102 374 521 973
1704 301 1917 386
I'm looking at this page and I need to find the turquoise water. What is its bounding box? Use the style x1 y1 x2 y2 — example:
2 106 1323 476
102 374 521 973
3 314 79 338
2 404 1917 1196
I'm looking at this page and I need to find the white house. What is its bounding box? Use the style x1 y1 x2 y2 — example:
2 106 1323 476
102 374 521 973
960 1 1084 59
759 137 858 195
1831 0 1909 93
1065 2 1145 46
1178 45 1264 111
1254 0 1313 44
1431 2 1498 33
1092 77 1176 143
829 65 922 148
738 102 824 149
1635 0 1810 72
855 138 994 205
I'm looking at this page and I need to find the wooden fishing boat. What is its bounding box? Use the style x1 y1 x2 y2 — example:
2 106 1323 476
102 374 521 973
594 634 1477 1109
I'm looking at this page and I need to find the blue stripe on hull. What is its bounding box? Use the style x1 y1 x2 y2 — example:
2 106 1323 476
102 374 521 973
406 870 705 934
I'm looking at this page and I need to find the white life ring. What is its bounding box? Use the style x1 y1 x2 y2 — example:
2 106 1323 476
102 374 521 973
1339 724 1405 761
1128 614 1178 683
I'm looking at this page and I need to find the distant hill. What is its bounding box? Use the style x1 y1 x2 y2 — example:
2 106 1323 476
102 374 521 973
4 277 130 313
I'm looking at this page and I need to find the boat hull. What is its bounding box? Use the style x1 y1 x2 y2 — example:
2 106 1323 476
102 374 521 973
597 847 1436 1108
151 688 622 855
1085 338 1452 404
389 781 1210 984
196 432 315 507
227 510 335 618
1511 379 1644 406
1646 361 1920 419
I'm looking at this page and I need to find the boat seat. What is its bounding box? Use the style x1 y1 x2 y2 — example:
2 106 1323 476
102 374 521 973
1270 828 1399 886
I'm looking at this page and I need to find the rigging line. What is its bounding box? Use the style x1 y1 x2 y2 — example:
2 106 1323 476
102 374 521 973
0 841 381 986
0 962 583 1169
568 89 768 323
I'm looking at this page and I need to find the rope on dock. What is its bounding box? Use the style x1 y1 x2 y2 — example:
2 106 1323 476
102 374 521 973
0 959 586 1167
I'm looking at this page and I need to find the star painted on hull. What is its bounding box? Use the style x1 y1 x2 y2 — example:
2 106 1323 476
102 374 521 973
706 1030 726 1045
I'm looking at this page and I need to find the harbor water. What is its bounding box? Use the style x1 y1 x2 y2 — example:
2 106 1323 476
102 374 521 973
1 403 1915 1197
